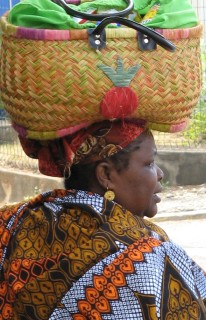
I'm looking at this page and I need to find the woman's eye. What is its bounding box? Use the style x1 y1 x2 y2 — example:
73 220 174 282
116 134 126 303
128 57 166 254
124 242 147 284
147 161 154 167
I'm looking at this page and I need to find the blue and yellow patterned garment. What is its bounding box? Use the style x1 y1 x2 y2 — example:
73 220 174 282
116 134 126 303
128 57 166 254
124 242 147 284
0 189 206 319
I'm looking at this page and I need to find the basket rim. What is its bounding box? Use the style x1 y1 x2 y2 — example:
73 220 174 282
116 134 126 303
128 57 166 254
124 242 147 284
0 14 203 41
12 119 188 140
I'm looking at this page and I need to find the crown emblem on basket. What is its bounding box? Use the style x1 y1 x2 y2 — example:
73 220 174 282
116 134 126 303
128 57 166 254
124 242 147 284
98 57 141 119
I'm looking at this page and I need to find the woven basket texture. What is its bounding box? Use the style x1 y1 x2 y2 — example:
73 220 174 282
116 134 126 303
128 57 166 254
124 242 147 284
0 16 203 139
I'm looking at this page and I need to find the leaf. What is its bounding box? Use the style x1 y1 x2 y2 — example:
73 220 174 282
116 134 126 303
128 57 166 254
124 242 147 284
98 57 141 87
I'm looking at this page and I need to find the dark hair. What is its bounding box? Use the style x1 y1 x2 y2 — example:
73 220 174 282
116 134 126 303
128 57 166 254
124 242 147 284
64 130 151 191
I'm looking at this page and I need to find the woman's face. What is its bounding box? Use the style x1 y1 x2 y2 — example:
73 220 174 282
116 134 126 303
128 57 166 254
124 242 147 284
109 134 163 218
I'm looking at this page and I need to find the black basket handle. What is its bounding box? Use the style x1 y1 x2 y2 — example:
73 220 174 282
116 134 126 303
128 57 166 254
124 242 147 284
51 0 134 20
89 17 176 52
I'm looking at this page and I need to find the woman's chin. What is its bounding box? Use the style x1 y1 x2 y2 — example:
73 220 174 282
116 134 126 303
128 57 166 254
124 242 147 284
144 205 158 218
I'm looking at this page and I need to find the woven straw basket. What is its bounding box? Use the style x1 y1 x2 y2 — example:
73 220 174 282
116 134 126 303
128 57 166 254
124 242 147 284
0 14 203 140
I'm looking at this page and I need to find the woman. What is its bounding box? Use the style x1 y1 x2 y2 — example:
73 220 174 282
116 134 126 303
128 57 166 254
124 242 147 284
0 119 206 320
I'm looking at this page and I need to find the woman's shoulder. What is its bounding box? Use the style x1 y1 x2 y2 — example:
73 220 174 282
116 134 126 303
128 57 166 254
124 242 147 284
143 218 170 241
0 201 26 220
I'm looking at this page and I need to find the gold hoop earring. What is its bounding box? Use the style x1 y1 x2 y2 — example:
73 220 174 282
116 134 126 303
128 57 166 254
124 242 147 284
104 188 115 201
63 163 71 180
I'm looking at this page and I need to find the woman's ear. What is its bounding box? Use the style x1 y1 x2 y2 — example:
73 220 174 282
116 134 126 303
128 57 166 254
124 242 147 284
95 161 114 190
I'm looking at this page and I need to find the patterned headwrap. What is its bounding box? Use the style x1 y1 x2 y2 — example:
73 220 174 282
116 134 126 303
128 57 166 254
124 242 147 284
19 120 147 177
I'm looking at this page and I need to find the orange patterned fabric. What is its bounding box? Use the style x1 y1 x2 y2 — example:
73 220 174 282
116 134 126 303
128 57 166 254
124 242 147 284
19 120 146 177
75 237 161 319
0 189 206 319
